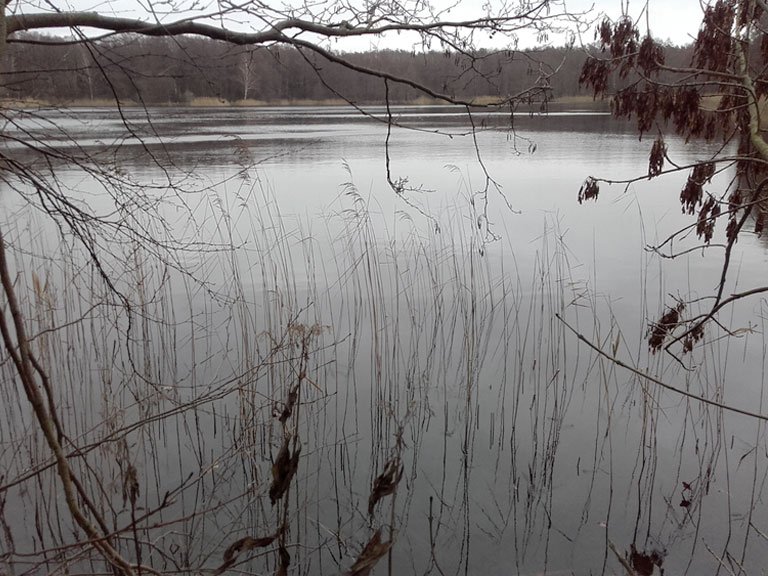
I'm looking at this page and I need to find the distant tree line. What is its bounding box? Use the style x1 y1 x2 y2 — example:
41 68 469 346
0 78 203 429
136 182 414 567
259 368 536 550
0 33 695 105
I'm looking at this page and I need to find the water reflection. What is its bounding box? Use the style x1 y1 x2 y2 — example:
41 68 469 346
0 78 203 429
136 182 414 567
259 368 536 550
0 107 766 575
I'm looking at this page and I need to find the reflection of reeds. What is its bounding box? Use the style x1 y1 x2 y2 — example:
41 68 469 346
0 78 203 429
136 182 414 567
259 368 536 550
1 166 767 576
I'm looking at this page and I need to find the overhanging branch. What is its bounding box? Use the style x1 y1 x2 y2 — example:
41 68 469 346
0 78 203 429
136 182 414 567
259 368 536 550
5 7 557 43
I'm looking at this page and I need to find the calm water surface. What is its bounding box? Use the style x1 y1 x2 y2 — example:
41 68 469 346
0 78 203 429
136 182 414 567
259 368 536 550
1 106 767 575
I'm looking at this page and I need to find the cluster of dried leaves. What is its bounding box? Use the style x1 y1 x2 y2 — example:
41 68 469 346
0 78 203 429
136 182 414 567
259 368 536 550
579 0 768 354
346 450 404 576
214 331 310 575
213 379 300 575
213 321 404 575
648 303 684 353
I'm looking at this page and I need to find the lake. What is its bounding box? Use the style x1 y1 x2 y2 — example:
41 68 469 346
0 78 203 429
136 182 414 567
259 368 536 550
0 105 767 575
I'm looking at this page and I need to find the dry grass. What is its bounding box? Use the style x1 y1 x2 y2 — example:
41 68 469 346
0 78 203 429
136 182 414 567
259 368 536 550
67 97 140 107
406 95 444 105
188 96 350 107
549 94 604 105
187 96 271 107
0 97 48 107
0 97 140 108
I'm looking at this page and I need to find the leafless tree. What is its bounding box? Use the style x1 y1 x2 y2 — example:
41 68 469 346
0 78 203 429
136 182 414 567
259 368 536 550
0 1 585 575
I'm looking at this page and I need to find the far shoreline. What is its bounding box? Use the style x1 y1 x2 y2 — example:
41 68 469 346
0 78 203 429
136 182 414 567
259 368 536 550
1 95 611 111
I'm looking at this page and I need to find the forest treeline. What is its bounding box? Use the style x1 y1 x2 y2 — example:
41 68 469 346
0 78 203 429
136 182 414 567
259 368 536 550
0 34 695 105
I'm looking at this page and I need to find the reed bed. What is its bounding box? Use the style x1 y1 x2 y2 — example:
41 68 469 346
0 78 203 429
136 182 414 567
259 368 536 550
0 159 767 576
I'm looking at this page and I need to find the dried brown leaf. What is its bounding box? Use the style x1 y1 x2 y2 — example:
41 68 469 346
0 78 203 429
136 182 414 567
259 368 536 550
270 435 301 504
368 456 403 517
648 135 666 178
344 529 391 576
578 177 600 204
122 462 139 508
278 386 299 424
696 196 720 242
214 533 279 575
648 305 683 352
275 543 290 576
680 162 715 215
